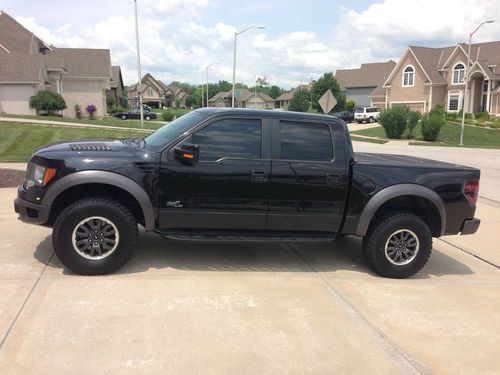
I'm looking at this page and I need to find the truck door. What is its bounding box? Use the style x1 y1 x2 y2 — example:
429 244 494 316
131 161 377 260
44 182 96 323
267 119 348 233
158 116 271 231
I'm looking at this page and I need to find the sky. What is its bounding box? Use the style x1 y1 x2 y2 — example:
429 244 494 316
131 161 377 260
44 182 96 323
2 0 499 88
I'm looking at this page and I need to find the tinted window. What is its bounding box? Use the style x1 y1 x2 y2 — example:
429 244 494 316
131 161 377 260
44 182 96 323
192 119 262 161
145 111 207 150
280 121 333 161
354 108 364 113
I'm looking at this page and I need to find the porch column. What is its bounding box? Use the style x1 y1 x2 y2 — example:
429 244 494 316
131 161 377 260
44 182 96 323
486 79 491 113
429 85 433 111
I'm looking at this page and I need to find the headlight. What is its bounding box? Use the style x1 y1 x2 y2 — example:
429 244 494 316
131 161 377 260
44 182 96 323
26 163 57 187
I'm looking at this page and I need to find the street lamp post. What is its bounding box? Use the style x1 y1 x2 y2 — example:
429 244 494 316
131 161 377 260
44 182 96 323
133 0 144 128
231 25 265 108
201 70 204 107
460 20 494 146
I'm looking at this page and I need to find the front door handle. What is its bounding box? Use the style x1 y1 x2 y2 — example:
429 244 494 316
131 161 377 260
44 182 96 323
326 174 344 186
251 170 268 183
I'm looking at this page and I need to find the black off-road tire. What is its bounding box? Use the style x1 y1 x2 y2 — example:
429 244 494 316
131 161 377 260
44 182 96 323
52 197 138 275
362 211 432 278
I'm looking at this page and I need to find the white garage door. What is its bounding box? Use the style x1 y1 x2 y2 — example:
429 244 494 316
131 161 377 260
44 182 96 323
0 84 36 115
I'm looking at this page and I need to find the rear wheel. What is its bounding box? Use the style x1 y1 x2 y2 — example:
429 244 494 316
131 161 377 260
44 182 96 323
145 115 151 121
368 116 374 123
53 197 138 275
121 115 127 120
362 211 432 278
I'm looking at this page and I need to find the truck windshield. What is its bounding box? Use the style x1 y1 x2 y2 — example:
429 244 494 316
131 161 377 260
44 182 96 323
144 111 207 150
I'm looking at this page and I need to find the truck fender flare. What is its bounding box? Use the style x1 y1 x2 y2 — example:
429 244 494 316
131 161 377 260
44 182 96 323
355 184 446 237
41 170 155 231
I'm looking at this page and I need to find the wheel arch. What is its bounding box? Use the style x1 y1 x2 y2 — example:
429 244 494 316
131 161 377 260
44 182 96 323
42 171 155 231
355 184 446 237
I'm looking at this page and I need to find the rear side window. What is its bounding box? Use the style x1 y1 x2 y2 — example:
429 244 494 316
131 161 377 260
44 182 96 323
280 121 333 161
354 108 364 113
191 118 262 161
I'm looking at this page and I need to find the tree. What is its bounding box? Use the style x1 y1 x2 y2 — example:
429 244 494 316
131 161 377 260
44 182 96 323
288 89 310 112
378 106 410 139
268 85 285 99
106 95 115 108
310 73 344 114
256 76 269 88
345 99 355 112
29 90 67 115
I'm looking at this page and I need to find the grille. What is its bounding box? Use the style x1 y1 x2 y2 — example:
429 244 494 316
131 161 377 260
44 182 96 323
69 143 112 151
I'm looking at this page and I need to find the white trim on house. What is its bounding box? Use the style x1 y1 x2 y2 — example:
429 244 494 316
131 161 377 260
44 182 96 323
446 90 463 112
0 42 10 53
402 65 415 87
452 62 466 85
389 100 426 112
440 44 468 70
384 47 434 87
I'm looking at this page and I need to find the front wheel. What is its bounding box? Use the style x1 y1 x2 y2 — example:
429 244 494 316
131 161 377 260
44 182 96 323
145 115 151 121
52 197 138 275
121 115 127 120
368 116 374 123
362 211 432 278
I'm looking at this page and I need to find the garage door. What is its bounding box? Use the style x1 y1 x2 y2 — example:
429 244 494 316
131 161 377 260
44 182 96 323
391 102 425 113
0 84 36 115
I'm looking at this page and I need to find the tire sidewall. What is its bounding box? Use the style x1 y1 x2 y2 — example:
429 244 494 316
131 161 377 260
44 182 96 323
53 200 137 275
121 115 127 120
368 214 432 278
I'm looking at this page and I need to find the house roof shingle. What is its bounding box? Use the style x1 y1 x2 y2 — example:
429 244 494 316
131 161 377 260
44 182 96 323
0 11 48 54
0 52 44 82
276 84 312 101
335 60 396 90
46 48 111 79
110 66 123 89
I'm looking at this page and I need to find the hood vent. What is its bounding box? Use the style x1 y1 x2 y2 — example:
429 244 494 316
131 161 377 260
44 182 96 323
69 143 112 152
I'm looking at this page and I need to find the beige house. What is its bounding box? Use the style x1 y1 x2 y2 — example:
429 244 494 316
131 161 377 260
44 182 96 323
106 66 124 107
208 89 275 109
0 11 113 119
128 73 187 108
383 41 500 115
335 61 396 108
275 84 312 110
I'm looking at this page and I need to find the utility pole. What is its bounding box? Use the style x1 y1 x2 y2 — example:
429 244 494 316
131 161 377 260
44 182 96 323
201 70 204 107
133 0 144 128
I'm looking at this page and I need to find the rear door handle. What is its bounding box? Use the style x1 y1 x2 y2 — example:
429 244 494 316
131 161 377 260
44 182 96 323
251 170 268 183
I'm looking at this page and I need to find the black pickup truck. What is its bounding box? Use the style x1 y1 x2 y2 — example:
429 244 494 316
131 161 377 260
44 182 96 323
14 108 481 278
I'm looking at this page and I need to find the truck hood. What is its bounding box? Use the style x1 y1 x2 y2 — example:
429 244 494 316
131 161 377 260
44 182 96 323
33 139 142 154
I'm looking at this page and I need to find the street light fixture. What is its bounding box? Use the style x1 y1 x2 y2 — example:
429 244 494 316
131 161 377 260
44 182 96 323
460 19 494 146
231 25 265 108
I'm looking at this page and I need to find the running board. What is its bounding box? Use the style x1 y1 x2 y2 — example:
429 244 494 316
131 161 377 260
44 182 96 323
159 233 336 243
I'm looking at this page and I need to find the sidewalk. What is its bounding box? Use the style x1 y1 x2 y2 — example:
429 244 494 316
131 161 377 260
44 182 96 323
0 116 154 132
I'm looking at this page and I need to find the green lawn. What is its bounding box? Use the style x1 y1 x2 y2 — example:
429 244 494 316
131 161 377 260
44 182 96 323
350 135 388 144
351 122 500 149
0 122 151 162
0 113 165 130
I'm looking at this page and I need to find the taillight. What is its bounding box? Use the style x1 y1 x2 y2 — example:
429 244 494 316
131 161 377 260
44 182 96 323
464 181 479 204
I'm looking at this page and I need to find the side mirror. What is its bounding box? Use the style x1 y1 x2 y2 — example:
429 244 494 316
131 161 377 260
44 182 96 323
174 143 199 165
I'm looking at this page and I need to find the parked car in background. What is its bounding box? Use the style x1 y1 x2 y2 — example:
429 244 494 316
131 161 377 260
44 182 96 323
332 111 354 123
354 106 381 123
114 109 157 121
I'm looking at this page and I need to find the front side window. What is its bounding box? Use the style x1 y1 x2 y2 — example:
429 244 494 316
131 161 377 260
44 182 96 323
448 94 459 111
191 119 262 161
280 121 333 161
453 63 465 84
354 108 364 113
403 66 414 87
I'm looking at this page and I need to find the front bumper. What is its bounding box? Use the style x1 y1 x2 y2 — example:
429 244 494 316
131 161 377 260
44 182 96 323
14 196 51 225
461 218 480 235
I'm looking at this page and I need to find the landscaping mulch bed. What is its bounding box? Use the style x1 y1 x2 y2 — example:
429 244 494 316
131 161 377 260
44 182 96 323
0 169 25 188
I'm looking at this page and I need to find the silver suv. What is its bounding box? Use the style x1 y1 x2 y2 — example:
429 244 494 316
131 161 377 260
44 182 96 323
354 106 380 123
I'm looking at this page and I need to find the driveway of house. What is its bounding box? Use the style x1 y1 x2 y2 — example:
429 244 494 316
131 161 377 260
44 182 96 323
1 168 499 374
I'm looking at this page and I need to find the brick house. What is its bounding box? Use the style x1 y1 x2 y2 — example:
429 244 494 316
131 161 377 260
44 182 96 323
0 11 115 119
208 89 275 109
128 73 187 108
383 41 500 115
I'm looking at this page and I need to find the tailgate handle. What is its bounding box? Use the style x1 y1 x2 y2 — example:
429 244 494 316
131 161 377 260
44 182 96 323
251 170 268 183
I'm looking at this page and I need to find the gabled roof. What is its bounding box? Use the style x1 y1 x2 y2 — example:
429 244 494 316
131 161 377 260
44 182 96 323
0 52 45 82
46 48 111 78
442 41 500 69
335 60 396 90
0 11 49 54
110 66 123 89
276 84 312 101
43 54 65 71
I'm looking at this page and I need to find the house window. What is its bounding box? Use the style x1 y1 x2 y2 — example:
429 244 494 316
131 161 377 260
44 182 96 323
403 66 414 87
148 88 153 96
453 63 465 84
448 94 459 111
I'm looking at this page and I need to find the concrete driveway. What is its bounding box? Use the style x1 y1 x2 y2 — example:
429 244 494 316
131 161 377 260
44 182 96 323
1 184 499 374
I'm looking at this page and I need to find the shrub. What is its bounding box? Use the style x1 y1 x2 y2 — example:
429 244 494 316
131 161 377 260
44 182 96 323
106 96 115 108
74 104 82 119
161 110 188 121
420 112 446 141
378 106 410 139
29 90 67 115
345 99 355 112
430 104 446 118
108 106 127 115
407 110 421 139
288 89 310 112
86 104 97 120
474 112 489 120
446 112 458 121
